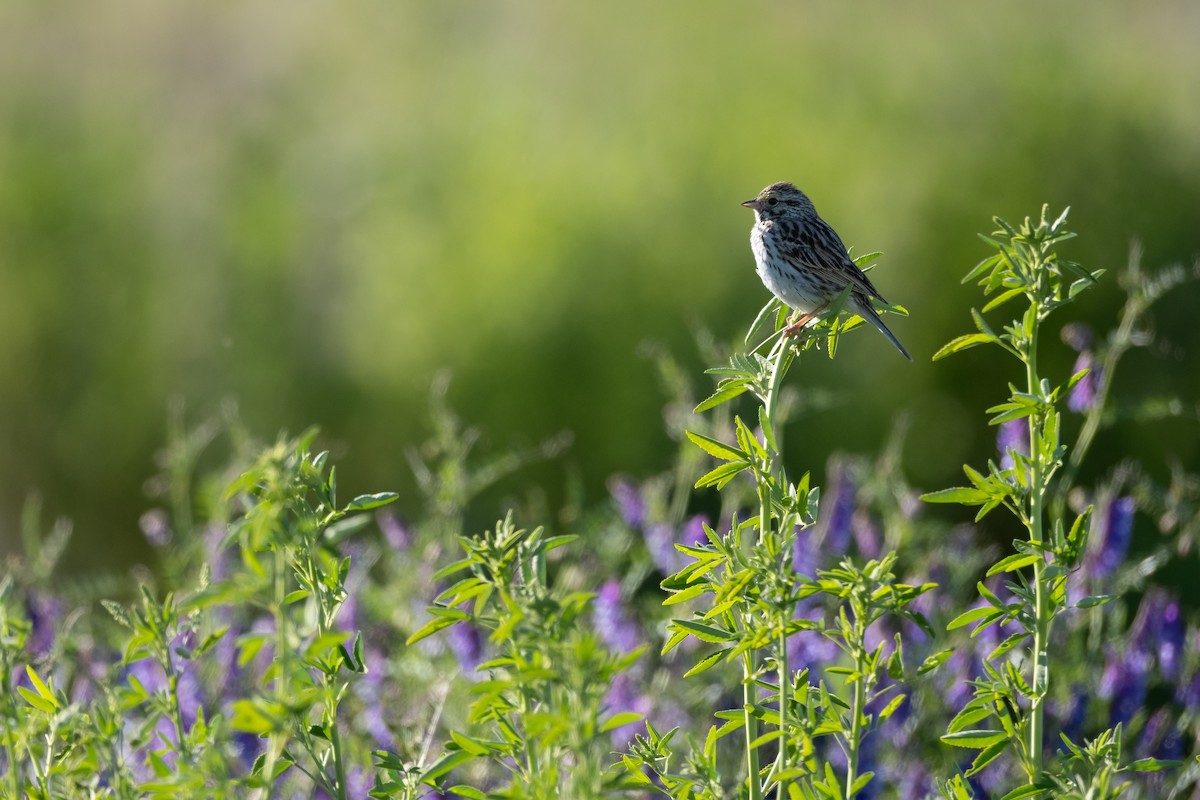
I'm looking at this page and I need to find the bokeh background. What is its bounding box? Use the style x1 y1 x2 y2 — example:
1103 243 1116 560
2 1 1199 575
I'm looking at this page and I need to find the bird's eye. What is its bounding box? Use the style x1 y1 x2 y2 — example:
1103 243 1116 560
767 197 778 206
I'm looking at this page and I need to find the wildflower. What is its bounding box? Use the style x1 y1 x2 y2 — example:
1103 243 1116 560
1098 647 1149 727
1067 350 1102 413
853 512 881 560
377 510 411 551
608 477 646 528
996 418 1029 471
445 617 483 674
1157 594 1184 679
593 579 644 655
1087 496 1134 578
820 459 856 555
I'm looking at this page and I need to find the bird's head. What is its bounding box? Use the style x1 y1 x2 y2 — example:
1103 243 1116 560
741 182 814 220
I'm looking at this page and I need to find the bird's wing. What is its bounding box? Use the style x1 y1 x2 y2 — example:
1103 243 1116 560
787 223 888 303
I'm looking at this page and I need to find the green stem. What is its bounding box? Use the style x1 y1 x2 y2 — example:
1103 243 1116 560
328 699 348 800
742 649 762 800
1025 318 1049 782
777 611 790 796
845 652 867 798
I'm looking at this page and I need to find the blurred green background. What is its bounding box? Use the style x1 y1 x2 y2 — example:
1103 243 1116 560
2 1 1198 574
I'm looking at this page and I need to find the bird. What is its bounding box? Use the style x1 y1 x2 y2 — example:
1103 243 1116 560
741 182 911 360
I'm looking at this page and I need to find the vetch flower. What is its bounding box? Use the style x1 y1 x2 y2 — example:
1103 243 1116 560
377 510 411 552
593 579 644 655
608 477 646 529
820 459 856 556
1067 350 1101 413
1087 495 1134 578
997 418 1029 471
1098 646 1149 727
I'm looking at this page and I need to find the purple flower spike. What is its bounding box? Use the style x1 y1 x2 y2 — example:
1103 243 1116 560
1098 647 1149 727
1067 351 1102 413
821 460 856 556
593 579 644 655
377 511 411 552
997 419 1029 471
1157 595 1184 679
680 514 708 548
446 618 483 675
1088 496 1134 578
643 522 677 574
609 477 646 529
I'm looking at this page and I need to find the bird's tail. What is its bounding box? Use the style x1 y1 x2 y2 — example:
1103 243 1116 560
855 298 912 361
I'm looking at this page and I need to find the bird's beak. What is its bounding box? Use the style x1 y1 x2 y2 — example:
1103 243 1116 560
741 199 760 210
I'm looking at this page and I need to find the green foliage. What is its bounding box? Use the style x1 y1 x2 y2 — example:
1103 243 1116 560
924 209 1183 796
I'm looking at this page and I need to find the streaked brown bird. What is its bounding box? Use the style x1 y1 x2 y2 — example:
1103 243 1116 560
742 182 911 360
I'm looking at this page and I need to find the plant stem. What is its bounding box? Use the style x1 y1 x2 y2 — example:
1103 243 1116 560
742 649 762 800
1025 318 1048 782
845 643 867 799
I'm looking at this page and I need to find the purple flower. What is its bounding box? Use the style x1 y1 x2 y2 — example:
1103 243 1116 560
793 532 819 578
139 509 172 547
377 511 411 551
1157 595 1184 679
1175 671 1200 712
445 618 483 675
820 459 856 556
1061 323 1094 352
25 589 63 656
608 477 646 529
680 515 708 548
1067 351 1102 413
1087 496 1134 578
997 419 1029 471
852 513 881 560
643 522 677 574
603 673 652 747
1098 647 1149 727
644 515 709 575
1053 685 1088 743
593 579 643 654
1139 708 1183 761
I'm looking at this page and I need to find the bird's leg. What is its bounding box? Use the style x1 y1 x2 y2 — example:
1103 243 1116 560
783 305 828 338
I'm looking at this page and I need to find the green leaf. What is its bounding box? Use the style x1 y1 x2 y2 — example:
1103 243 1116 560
1127 757 1183 772
671 619 736 643
25 665 57 706
694 380 749 413
920 486 990 505
405 610 469 645
683 648 731 678
685 430 747 462
447 788 488 800
17 686 56 714
981 287 1024 313
420 750 475 783
932 333 995 361
941 729 1007 749
946 606 994 631
1076 594 1114 609
694 461 750 489
997 784 1046 800
986 553 1041 576
663 583 709 606
449 730 491 756
345 492 399 511
965 738 1010 777
918 648 955 674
